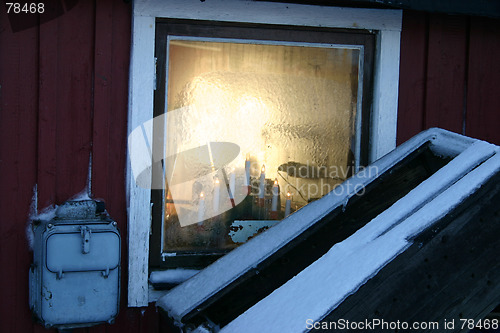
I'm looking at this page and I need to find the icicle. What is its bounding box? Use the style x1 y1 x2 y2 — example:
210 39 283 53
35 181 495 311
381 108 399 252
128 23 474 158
26 184 38 250
341 196 349 212
87 150 93 198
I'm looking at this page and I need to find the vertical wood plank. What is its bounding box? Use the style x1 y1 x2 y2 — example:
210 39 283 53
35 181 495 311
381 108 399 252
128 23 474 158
466 17 500 145
397 11 428 145
106 0 135 328
91 2 117 331
38 12 59 209
369 29 401 162
127 15 156 308
0 8 38 333
93 0 113 203
91 0 140 331
53 0 94 202
38 0 95 207
105 0 131 229
92 0 130 230
424 14 468 133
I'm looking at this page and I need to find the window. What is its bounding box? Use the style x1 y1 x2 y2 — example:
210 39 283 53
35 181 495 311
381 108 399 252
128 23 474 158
149 20 375 269
128 0 402 306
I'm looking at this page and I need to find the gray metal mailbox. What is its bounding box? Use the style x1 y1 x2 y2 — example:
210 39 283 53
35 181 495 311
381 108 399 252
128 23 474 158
29 200 120 329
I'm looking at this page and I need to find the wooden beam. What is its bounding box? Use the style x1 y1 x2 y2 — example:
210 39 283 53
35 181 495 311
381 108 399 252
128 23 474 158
322 172 500 332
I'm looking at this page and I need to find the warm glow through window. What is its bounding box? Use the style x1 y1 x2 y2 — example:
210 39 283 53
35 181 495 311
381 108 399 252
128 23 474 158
162 37 362 256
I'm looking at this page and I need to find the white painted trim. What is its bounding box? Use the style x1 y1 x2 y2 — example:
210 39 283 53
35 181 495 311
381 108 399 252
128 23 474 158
127 14 156 307
370 30 401 162
133 0 402 31
127 0 402 307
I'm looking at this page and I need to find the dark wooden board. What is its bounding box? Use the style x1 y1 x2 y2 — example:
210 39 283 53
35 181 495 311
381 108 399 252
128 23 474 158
160 144 450 328
320 172 500 332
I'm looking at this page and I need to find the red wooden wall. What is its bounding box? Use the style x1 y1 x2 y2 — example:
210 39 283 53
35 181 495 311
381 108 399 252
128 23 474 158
1 3 499 333
397 11 500 145
0 1 160 332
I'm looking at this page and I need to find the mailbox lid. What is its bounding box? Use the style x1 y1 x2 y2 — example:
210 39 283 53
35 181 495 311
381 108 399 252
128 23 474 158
46 231 120 272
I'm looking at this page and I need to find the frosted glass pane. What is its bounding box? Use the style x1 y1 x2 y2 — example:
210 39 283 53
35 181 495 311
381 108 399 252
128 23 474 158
163 39 360 253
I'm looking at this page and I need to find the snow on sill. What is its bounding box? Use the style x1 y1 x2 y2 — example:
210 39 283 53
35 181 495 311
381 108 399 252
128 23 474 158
149 269 201 303
150 269 200 285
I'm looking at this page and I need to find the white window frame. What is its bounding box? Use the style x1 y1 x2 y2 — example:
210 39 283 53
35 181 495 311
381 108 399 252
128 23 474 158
127 0 402 307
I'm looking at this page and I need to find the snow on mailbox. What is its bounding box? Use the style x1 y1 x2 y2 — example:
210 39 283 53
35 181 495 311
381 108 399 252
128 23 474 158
29 200 120 329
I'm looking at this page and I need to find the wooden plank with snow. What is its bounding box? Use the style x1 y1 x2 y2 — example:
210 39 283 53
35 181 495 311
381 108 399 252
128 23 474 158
157 129 498 331
221 149 500 333
164 143 449 327
321 171 500 332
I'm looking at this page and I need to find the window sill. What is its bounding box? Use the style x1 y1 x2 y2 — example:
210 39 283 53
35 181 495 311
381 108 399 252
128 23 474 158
148 269 201 303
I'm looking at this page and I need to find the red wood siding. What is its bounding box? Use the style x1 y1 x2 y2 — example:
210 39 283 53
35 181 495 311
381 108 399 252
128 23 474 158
0 1 161 332
0 9 38 333
1 3 500 333
466 16 500 145
397 11 500 145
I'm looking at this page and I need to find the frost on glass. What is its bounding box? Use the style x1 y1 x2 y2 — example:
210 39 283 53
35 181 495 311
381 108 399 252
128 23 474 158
162 40 360 253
